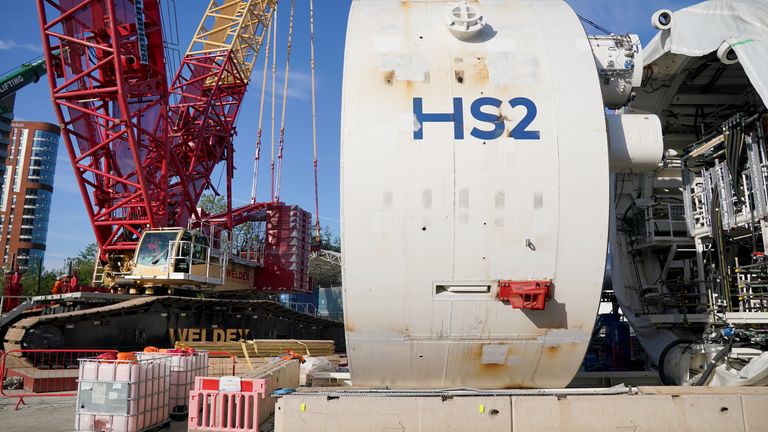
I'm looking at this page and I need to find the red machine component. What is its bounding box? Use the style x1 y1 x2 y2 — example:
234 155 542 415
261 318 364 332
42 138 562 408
36 1 310 293
2 271 22 313
194 202 312 293
498 280 552 310
37 0 170 257
253 205 312 293
166 2 275 229
37 0 276 257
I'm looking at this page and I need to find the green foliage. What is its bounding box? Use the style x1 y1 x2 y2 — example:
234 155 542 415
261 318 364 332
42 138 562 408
9 243 98 295
19 262 59 296
198 193 261 255
199 193 227 214
198 194 340 254
319 226 341 252
69 243 98 285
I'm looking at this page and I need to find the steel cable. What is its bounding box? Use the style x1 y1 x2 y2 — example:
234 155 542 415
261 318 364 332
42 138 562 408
309 0 320 242
251 17 274 204
274 0 296 202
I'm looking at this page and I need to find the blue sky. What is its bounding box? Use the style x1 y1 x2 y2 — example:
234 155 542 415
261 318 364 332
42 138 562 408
0 0 697 269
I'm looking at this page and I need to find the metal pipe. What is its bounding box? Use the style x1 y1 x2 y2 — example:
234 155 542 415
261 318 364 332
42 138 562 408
289 385 633 398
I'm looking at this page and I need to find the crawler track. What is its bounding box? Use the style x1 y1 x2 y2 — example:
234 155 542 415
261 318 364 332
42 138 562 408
2 294 344 353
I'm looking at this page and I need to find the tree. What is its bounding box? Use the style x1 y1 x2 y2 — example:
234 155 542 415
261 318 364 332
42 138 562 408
67 243 99 285
11 243 98 295
19 260 60 296
198 193 263 256
198 193 227 214
319 226 341 252
197 194 338 256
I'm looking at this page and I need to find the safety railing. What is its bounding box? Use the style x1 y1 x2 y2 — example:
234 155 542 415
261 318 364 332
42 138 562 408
320 312 345 322
0 296 33 314
187 219 268 267
641 202 689 243
283 301 318 316
164 239 226 285
0 349 117 410
187 220 225 252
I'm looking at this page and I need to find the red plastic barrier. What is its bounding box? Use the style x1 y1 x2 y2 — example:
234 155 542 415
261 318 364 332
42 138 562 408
188 376 267 431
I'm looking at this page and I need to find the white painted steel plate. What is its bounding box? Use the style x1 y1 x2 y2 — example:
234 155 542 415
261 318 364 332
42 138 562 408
341 0 609 388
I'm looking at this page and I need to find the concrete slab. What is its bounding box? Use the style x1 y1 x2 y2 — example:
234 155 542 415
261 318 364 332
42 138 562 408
274 388 768 432
511 394 747 432
743 396 768 431
241 359 300 426
275 396 512 432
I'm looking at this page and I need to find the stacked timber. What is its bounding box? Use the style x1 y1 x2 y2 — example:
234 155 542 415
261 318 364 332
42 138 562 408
183 339 335 358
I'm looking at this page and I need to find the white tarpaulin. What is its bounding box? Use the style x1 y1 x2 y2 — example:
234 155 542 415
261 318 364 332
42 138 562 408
645 0 768 106
709 352 768 386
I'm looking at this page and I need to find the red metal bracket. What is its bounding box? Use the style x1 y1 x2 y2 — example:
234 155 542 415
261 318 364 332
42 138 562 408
498 280 552 310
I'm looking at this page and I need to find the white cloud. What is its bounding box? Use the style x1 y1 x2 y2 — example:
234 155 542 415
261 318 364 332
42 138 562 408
249 69 314 102
0 38 42 53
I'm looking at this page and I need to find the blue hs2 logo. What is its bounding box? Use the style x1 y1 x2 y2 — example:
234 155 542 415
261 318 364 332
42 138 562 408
413 97 540 141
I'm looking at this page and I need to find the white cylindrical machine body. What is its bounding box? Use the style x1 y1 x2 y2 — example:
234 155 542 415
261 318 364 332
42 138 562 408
341 0 609 388
607 113 664 172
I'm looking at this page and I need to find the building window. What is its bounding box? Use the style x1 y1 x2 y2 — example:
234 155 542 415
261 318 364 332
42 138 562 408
1 125 59 271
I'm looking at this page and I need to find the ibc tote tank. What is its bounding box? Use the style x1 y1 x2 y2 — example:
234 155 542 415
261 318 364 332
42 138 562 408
341 0 609 388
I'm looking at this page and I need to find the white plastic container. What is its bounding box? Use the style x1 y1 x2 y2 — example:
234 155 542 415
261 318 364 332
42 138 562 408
75 356 171 432
137 351 208 416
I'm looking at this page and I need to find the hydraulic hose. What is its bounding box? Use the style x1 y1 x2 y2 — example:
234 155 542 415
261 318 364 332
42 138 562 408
658 339 694 386
694 338 735 386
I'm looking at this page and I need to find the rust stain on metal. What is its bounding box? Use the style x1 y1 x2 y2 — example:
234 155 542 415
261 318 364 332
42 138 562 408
344 321 356 332
479 363 506 371
384 71 395 86
472 59 489 82
469 343 483 362
404 80 415 100
474 363 526 389
543 341 580 358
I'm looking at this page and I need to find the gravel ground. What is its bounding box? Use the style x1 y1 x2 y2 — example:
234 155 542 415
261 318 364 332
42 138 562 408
0 396 188 432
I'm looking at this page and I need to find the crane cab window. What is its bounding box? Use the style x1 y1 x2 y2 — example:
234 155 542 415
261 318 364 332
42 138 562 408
174 231 193 272
192 235 209 264
136 232 179 266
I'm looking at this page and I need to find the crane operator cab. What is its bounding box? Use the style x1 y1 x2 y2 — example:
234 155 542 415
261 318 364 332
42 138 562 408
120 227 259 294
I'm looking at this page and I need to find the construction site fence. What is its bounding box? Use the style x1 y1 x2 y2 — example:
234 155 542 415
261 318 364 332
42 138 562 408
0 349 117 410
0 349 237 411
